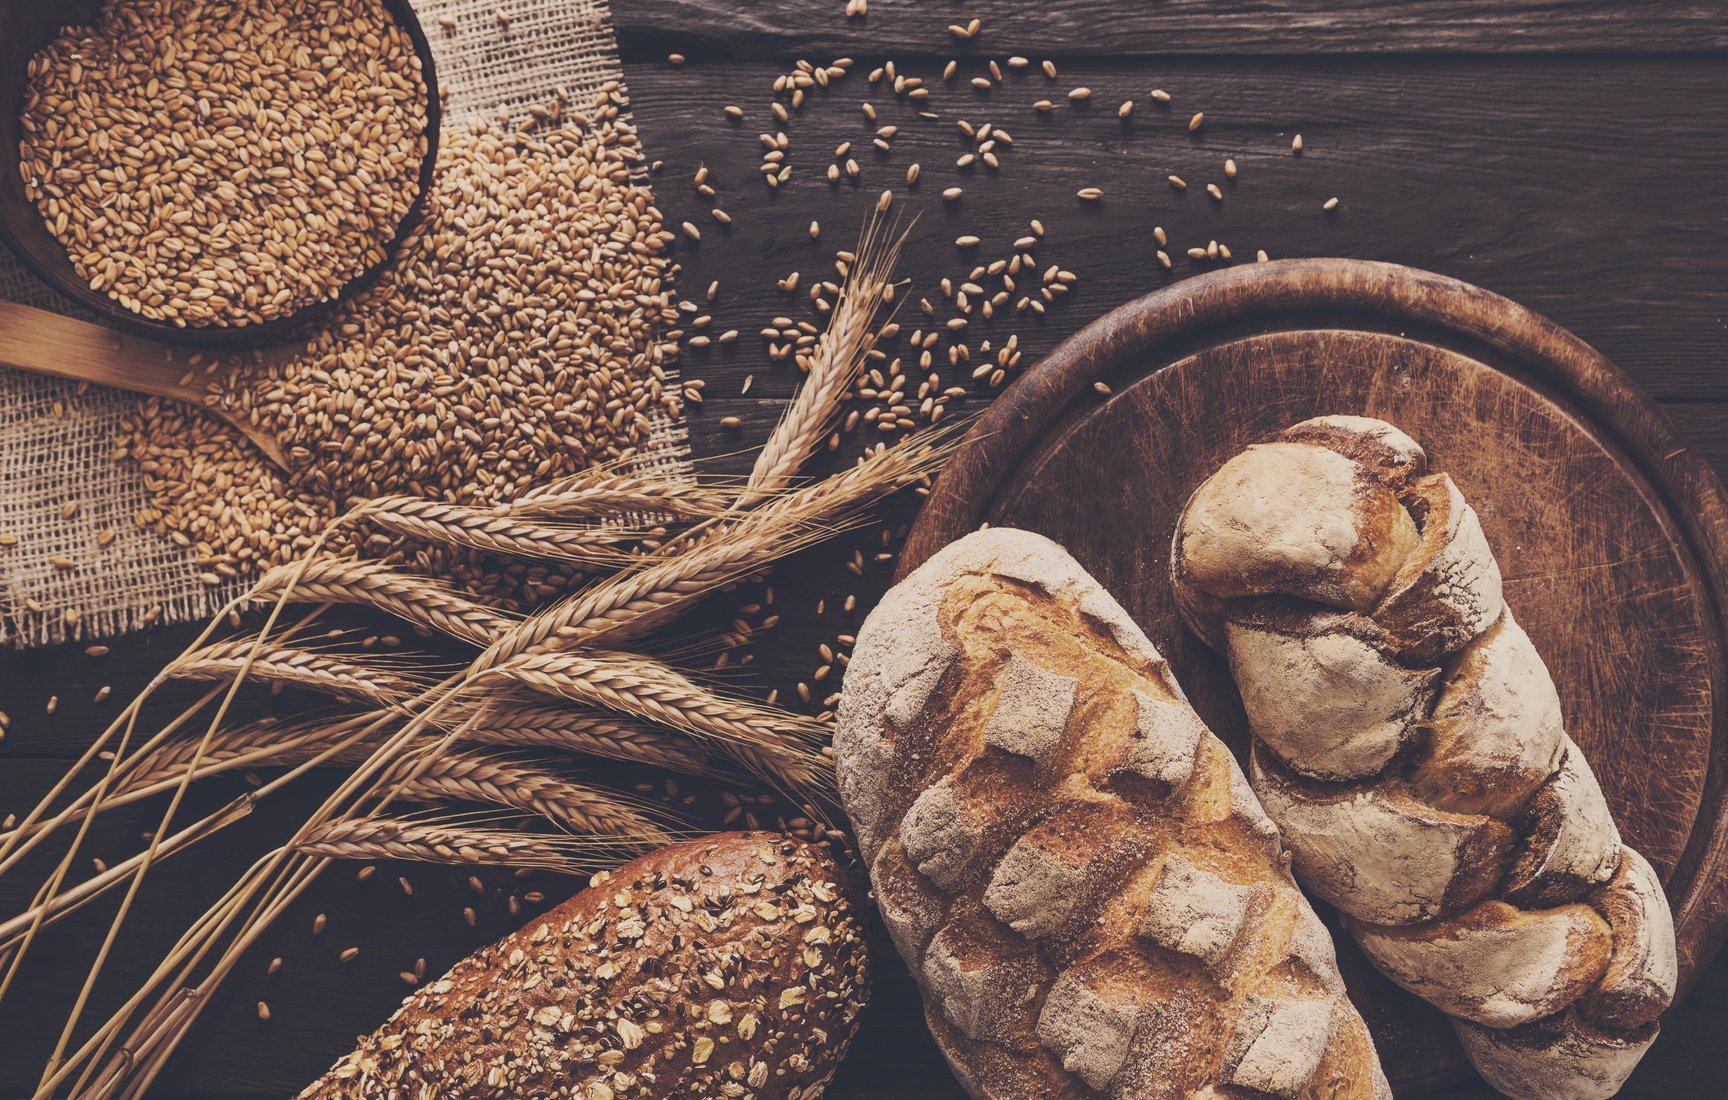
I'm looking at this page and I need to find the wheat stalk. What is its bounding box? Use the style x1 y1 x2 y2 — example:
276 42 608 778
395 750 674 844
169 639 425 711
252 558 514 646
362 496 662 564
491 650 830 790
461 703 716 774
746 216 905 498
477 431 948 667
504 471 734 518
292 816 603 873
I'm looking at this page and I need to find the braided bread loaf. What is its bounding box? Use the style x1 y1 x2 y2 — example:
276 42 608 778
1170 415 1677 1100
837 528 1390 1100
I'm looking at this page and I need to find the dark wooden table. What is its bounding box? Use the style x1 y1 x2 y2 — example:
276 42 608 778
2 2 1726 1097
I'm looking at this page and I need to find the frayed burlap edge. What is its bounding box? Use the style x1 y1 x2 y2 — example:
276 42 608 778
0 0 689 648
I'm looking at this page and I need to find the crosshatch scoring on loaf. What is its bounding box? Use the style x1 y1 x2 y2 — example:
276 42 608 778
836 527 1395 1100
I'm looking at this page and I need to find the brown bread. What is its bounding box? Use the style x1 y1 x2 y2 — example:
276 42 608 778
298 831 869 1100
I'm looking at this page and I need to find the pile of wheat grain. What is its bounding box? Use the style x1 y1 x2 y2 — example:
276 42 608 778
19 0 429 327
122 87 684 599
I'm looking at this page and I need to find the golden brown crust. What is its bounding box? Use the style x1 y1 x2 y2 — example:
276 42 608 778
297 832 869 1100
838 529 1390 1100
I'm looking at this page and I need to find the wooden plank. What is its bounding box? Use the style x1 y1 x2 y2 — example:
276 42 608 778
3 42 1728 1100
1669 404 1728 476
625 56 1728 408
613 0 1728 59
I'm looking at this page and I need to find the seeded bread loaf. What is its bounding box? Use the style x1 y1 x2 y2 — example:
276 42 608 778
1170 415 1677 1100
298 832 869 1100
835 527 1390 1100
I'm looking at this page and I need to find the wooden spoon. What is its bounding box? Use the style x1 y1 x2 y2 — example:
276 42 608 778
0 298 293 470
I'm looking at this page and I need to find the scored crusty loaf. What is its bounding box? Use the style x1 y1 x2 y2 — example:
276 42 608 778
298 832 869 1100
835 527 1391 1100
1170 415 1677 1100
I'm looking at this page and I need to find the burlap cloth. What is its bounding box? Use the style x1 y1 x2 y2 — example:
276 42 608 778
0 0 687 648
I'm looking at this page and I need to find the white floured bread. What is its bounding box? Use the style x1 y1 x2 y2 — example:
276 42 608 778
836 528 1391 1100
1170 415 1677 1099
1250 745 1513 926
1352 900 1613 1028
1226 606 1439 780
1408 611 1566 818
1454 849 1675 1100
1174 442 1420 613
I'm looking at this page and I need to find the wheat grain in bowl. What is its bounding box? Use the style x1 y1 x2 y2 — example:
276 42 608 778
17 0 430 328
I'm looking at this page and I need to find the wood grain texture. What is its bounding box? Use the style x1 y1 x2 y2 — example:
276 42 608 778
2 4 1727 1095
900 257 1728 1094
630 56 1728 400
615 0 1728 58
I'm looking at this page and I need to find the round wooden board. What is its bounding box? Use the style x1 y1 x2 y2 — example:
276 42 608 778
900 258 1728 1093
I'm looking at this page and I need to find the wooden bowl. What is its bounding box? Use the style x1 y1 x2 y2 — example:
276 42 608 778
0 0 441 349
903 258 1728 1093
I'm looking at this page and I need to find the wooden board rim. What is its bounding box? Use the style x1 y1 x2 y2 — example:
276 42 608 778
900 256 1728 994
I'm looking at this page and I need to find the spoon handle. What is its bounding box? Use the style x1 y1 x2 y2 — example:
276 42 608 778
0 299 290 470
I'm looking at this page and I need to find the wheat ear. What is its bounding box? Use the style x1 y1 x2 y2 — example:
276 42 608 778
394 750 675 845
490 650 831 790
252 558 514 646
361 496 661 564
746 215 905 498
112 718 365 797
293 816 599 873
504 472 733 519
460 703 716 774
168 639 426 711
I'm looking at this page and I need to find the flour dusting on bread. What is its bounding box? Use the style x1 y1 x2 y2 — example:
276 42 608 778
838 527 1388 1100
1171 415 1677 1100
